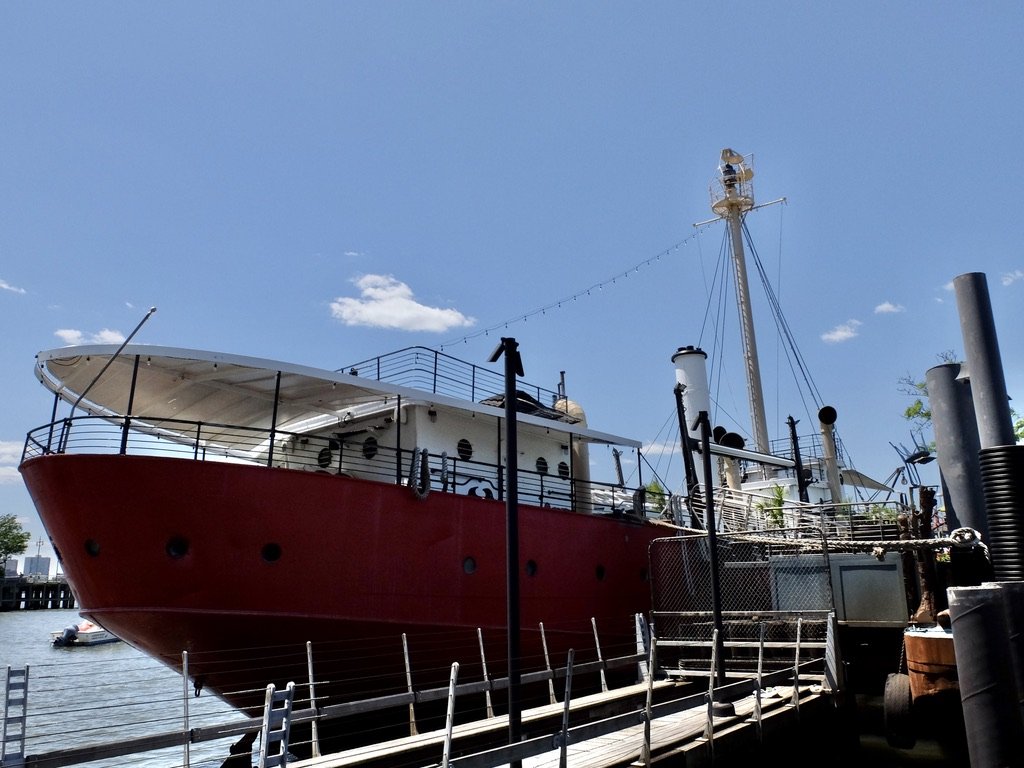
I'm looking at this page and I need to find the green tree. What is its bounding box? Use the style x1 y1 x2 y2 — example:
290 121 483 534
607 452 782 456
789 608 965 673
644 480 669 515
898 350 958 439
899 350 1024 443
0 514 32 575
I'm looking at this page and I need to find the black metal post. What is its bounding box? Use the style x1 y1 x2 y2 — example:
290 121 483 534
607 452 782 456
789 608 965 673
119 355 141 455
787 416 809 503
696 411 731 703
488 337 524 764
673 384 700 499
266 371 282 468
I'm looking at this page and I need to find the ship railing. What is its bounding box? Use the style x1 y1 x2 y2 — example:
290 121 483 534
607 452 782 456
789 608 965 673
338 346 562 407
21 416 653 520
685 484 912 541
1 618 657 768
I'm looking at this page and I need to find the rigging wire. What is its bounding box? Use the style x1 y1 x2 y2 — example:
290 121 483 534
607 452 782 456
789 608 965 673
742 219 825 417
438 231 701 349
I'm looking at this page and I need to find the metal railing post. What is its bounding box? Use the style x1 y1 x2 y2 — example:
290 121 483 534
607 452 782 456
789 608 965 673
557 649 575 768
478 628 494 718
306 641 321 756
591 618 608 693
402 634 418 735
539 622 557 705
440 663 460 768
182 651 190 768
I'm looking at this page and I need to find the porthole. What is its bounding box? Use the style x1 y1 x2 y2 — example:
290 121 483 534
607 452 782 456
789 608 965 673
463 556 477 574
526 560 538 577
557 461 570 479
457 438 473 461
262 543 282 563
317 447 332 468
84 539 100 557
362 436 378 459
166 536 190 559
535 457 548 475
595 565 606 581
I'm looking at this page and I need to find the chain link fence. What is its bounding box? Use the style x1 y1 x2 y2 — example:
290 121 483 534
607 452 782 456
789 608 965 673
649 530 834 679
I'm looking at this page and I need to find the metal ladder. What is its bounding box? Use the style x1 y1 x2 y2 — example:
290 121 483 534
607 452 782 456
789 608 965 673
2 666 29 768
258 681 295 768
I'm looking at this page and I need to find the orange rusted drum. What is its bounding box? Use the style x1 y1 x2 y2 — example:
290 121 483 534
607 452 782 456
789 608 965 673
904 625 958 700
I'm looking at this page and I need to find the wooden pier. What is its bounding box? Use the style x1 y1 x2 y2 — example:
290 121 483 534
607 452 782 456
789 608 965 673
287 669 839 768
0 578 76 611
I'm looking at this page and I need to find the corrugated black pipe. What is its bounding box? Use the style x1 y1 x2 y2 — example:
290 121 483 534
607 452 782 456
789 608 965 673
948 585 1024 766
978 445 1024 581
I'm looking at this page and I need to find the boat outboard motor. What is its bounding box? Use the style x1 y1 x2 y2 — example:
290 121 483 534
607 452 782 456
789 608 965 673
818 406 843 504
54 625 79 646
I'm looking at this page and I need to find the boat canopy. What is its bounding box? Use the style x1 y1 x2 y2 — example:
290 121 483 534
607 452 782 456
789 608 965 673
34 344 642 448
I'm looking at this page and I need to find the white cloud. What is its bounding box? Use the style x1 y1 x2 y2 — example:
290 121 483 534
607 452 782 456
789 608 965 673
943 281 954 292
54 328 127 345
821 319 862 343
1 278 26 294
343 251 364 258
874 301 905 314
642 440 679 457
0 441 23 484
1001 269 1024 286
330 274 475 332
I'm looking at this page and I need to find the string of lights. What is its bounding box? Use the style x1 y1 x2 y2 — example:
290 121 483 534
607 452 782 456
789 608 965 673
439 231 703 350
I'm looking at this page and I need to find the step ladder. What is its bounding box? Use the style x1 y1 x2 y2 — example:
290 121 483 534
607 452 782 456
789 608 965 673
258 681 295 768
2 666 29 768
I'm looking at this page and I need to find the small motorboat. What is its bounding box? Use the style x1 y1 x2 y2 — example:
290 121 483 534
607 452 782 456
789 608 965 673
51 620 121 647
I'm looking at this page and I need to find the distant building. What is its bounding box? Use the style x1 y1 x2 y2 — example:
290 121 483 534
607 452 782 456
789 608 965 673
24 556 51 578
4 559 18 578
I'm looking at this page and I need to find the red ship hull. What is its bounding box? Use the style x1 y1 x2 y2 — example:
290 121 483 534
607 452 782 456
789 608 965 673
21 453 662 742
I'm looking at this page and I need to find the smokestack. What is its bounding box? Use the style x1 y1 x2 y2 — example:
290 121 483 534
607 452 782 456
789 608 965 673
672 346 711 442
818 406 843 504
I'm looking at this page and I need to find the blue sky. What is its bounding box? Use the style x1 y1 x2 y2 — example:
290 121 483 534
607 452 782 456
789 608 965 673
2 3 1023 567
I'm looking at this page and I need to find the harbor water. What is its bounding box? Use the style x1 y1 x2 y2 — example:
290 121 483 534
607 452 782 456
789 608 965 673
0 608 252 768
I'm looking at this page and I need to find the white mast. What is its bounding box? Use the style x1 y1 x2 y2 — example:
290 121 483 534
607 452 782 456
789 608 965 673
710 149 770 455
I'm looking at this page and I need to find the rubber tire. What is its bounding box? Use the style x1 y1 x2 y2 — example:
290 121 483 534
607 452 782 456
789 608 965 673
883 672 916 748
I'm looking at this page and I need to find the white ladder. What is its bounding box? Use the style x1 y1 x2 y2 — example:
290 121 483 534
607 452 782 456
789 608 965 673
2 666 29 768
258 681 295 768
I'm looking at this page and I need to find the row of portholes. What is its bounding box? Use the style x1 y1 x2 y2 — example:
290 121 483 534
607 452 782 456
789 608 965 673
84 538 284 564
463 557 615 581
85 538 645 582
359 436 570 480
534 457 570 478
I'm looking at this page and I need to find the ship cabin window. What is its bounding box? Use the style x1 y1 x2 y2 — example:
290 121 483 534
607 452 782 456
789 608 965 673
535 457 548 475
557 461 570 479
526 559 538 576
457 438 473 461
463 556 477 574
84 539 100 557
595 565 606 581
362 436 378 459
317 447 332 468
